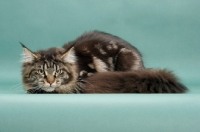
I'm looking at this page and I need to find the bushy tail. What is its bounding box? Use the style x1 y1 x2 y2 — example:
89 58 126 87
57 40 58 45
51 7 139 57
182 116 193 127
81 69 188 93
129 69 187 93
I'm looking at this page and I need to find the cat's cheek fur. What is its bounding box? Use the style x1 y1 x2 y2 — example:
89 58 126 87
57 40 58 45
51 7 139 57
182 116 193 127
22 75 36 90
22 83 31 91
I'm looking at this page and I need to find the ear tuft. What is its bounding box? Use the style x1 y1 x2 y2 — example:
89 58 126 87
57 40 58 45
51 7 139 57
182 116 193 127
19 42 26 48
20 43 37 63
61 47 77 64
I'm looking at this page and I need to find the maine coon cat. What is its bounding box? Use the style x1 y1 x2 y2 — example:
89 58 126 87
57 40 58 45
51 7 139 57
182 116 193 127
21 31 187 93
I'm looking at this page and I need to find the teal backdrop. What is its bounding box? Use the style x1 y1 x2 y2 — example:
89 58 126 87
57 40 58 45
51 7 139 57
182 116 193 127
0 1 200 132
0 0 200 90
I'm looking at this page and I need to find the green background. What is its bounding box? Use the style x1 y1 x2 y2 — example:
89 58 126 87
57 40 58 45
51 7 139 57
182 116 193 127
0 1 200 132
0 0 200 89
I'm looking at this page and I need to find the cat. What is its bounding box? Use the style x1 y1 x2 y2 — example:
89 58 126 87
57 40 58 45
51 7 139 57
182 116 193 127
20 31 187 93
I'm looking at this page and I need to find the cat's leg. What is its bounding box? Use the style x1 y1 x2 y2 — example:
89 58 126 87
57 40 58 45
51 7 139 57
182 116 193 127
115 48 144 71
27 89 57 94
79 70 94 78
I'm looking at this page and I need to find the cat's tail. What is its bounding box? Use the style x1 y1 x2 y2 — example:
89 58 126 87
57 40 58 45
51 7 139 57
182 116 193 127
80 69 188 93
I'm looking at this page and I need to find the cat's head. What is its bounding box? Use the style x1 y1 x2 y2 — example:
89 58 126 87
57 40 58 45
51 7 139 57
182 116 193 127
20 43 78 93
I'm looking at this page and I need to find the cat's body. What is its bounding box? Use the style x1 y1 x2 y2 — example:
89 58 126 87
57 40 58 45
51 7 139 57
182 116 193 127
63 31 144 78
21 31 187 93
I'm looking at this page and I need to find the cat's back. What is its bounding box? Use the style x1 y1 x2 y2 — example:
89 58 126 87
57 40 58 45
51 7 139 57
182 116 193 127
63 30 140 52
63 31 144 71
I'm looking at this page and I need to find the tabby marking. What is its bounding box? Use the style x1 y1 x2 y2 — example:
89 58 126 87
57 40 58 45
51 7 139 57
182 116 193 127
21 44 79 93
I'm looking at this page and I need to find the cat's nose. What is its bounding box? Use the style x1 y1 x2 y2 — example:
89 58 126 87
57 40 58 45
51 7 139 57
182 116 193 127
46 76 55 85
47 80 54 85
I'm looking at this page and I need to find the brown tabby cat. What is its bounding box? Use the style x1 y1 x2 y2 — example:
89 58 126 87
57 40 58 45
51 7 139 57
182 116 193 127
21 31 187 93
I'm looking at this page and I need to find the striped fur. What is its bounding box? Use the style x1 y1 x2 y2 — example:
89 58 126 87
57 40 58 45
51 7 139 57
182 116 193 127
21 44 79 93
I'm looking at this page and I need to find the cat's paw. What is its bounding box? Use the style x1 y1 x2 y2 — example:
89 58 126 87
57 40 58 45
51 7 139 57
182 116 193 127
79 70 94 78
27 89 54 94
79 70 88 78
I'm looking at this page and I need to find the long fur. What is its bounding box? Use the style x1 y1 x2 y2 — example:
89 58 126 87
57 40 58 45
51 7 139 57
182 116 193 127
79 69 187 93
21 31 188 94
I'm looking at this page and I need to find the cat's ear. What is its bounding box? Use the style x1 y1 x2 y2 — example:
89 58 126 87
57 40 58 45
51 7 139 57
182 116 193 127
20 42 38 63
61 47 76 64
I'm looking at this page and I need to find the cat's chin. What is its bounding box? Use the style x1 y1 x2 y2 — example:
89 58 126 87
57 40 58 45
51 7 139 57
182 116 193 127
42 87 55 92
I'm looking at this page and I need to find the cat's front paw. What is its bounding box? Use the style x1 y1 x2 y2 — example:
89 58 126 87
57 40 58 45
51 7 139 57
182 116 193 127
79 70 94 78
27 89 57 94
27 89 44 94
79 70 88 78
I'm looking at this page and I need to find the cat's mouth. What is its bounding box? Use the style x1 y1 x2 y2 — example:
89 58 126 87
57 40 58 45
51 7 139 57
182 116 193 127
39 81 60 92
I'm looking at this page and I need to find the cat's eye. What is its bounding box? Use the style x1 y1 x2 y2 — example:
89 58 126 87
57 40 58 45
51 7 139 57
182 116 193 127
38 69 44 74
56 69 62 74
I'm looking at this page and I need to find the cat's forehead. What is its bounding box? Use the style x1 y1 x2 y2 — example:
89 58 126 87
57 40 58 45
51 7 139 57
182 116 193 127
36 47 65 60
35 60 62 69
34 48 64 67
37 47 65 55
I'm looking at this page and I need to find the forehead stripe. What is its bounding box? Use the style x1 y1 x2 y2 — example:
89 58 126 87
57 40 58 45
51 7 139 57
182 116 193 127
42 61 60 72
44 63 48 70
44 60 49 67
53 64 57 70
50 61 53 67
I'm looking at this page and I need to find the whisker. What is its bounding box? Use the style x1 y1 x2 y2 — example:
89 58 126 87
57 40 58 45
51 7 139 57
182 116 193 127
12 86 23 91
9 82 39 92
9 83 22 90
9 84 26 93
12 89 25 92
